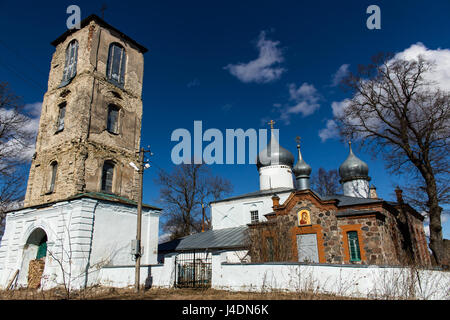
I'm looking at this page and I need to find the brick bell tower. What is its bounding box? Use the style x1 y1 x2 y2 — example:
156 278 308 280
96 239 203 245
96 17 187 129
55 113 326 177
24 15 148 207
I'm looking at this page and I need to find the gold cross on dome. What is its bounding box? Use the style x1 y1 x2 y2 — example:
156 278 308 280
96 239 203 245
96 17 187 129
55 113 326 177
296 136 301 145
268 119 276 130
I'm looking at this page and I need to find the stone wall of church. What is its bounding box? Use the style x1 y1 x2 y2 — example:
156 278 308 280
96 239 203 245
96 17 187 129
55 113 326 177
250 197 429 266
336 215 387 265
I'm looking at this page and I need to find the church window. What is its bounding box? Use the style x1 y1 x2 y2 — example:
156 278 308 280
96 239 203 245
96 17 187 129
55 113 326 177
49 161 57 193
60 40 78 87
347 231 361 262
106 43 126 87
56 102 66 132
250 210 259 223
107 104 120 134
101 161 115 193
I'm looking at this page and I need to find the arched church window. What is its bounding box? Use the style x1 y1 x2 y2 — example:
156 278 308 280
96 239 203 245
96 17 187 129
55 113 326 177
56 102 66 132
107 104 120 134
347 231 361 262
106 43 126 87
49 161 58 193
101 161 115 193
60 39 78 87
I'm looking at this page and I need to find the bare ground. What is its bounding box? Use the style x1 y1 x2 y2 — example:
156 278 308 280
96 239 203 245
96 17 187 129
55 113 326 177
0 286 360 300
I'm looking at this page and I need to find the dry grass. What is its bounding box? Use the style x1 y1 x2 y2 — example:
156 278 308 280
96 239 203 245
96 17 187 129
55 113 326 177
0 286 361 300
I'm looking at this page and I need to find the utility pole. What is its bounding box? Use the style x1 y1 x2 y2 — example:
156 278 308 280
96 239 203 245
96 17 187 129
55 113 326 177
201 203 205 232
133 146 152 293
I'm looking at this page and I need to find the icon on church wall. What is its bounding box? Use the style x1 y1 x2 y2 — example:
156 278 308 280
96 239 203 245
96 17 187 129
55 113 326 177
298 209 311 226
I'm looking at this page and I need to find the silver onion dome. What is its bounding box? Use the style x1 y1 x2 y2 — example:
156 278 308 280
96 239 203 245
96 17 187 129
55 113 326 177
293 142 311 178
339 141 370 182
256 126 294 170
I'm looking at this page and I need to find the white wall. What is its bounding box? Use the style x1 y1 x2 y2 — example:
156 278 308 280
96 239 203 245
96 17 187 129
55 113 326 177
343 179 370 198
211 191 291 230
211 252 450 300
0 197 160 290
259 165 294 191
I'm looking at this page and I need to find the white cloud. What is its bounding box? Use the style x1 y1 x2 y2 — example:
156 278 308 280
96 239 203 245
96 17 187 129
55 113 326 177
187 78 200 88
24 102 42 118
319 43 450 142
224 31 285 83
275 83 321 124
222 104 232 112
331 64 350 87
0 102 41 162
394 42 450 91
319 119 339 142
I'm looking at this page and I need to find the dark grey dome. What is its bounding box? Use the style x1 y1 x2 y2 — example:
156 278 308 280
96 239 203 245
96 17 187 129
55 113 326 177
339 142 370 182
293 145 311 178
257 131 294 170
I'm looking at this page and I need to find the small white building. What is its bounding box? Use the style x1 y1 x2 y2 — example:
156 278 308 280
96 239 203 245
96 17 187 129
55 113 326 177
0 193 161 289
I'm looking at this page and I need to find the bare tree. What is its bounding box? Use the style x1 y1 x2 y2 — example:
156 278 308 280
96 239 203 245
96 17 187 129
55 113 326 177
0 82 35 222
247 217 294 263
155 163 232 240
310 168 342 197
336 54 450 266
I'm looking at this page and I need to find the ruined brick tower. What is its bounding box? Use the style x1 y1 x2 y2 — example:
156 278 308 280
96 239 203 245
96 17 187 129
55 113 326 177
24 15 148 207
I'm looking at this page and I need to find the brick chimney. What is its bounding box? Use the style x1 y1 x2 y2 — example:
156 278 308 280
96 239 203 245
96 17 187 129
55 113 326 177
369 185 378 199
272 194 280 208
395 186 403 204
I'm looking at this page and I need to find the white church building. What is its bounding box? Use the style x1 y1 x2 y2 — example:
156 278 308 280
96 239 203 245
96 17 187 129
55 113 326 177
0 15 444 298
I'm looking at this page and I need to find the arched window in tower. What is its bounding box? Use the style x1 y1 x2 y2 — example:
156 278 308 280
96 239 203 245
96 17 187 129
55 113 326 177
106 43 126 87
48 161 58 193
101 161 115 193
107 104 120 134
60 40 78 87
56 102 66 132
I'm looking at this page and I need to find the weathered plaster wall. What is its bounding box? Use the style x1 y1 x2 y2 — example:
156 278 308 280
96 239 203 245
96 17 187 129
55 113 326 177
24 20 145 207
0 197 160 290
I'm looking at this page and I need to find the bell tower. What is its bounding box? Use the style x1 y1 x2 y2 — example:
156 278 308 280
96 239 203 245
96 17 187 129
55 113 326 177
24 15 148 207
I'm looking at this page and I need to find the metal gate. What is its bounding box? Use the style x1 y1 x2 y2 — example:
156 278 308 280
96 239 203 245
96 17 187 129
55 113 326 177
174 251 212 288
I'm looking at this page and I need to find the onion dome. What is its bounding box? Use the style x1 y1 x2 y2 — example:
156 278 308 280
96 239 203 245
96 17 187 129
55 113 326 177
256 121 294 170
339 141 370 182
293 138 311 178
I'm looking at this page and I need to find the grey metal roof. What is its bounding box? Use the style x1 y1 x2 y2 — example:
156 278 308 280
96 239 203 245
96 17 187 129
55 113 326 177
51 14 148 53
336 209 383 218
339 142 370 182
158 226 248 252
292 145 311 178
210 187 294 204
256 130 295 169
321 194 383 207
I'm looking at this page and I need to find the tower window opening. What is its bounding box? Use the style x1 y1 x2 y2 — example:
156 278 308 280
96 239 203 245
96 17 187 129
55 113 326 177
107 105 120 134
106 43 126 87
56 102 66 132
48 161 58 193
101 161 115 193
60 40 78 87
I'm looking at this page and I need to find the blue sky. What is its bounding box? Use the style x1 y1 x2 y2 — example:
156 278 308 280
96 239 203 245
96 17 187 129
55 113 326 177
0 0 449 237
